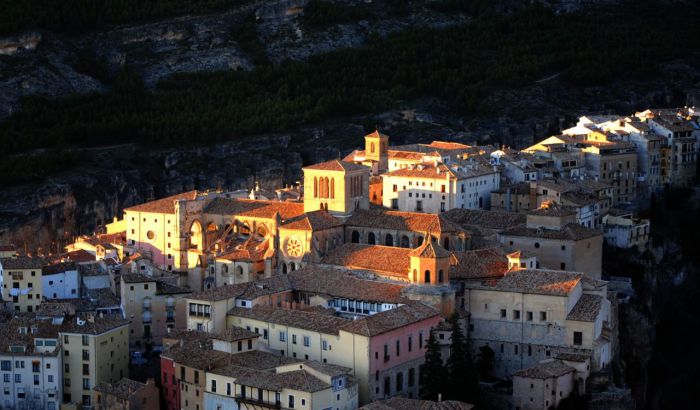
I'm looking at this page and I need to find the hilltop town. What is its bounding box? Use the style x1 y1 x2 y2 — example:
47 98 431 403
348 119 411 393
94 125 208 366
1 107 698 410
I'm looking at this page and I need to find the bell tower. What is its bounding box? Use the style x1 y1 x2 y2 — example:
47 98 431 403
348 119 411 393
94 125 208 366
409 234 452 285
364 130 389 173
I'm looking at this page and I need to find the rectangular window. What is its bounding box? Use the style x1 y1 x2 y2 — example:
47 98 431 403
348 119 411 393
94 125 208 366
292 335 297 345
408 336 413 353
82 364 89 375
540 311 547 321
322 340 328 351
500 309 507 318
81 335 89 346
303 336 310 347
0 361 10 371
513 310 520 320
288 395 295 409
396 340 400 356
526 311 533 321
83 379 90 390
419 331 423 349
211 380 216 393
279 331 286 342
573 331 583 346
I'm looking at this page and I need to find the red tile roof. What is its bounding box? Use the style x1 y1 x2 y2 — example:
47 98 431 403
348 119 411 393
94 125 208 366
320 243 411 279
204 198 304 220
281 211 343 231
346 209 464 234
124 191 198 214
303 160 369 172
450 248 509 280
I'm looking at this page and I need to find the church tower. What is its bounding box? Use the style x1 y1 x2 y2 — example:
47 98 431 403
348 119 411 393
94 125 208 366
364 130 389 174
302 160 370 218
409 234 452 285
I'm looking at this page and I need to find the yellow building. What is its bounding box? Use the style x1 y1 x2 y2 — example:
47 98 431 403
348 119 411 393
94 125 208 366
0 256 44 312
59 315 130 407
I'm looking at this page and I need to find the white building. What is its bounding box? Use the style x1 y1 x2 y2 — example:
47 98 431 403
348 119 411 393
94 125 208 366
602 211 650 250
41 262 80 300
382 162 499 213
0 318 63 410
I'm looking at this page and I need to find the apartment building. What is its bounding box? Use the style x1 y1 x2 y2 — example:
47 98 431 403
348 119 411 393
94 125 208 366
0 316 63 410
0 257 45 313
60 315 129 407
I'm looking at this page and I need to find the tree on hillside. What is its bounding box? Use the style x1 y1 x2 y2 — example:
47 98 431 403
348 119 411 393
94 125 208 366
419 329 446 401
446 314 479 403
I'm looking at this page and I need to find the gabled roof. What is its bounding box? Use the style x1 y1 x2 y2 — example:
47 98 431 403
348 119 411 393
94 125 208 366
281 211 343 231
346 209 464 234
287 265 406 304
566 294 603 322
124 191 198 214
341 302 440 337
450 248 509 280
204 198 304 220
303 160 368 172
489 269 582 296
320 243 411 279
513 360 575 379
0 256 46 270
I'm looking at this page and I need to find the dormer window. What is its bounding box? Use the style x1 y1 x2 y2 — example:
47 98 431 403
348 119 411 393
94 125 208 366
18 327 27 335
30 326 38 334
10 345 26 353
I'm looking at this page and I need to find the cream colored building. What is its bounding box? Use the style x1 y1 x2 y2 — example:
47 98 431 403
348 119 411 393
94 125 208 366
498 208 603 278
0 256 44 313
512 360 576 410
119 273 191 349
59 315 129 407
465 269 612 378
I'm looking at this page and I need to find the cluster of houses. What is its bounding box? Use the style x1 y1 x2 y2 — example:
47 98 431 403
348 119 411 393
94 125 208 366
0 107 697 410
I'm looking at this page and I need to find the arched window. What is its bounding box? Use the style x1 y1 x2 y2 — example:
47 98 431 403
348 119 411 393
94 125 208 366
368 232 376 245
385 234 394 246
443 237 450 251
314 176 318 198
282 263 288 274
235 266 244 276
351 230 360 243
424 270 431 283
371 142 375 153
413 269 417 282
416 236 424 247
401 235 410 248
534 242 540 249
222 265 229 274
330 178 335 199
438 270 444 283
290 262 296 271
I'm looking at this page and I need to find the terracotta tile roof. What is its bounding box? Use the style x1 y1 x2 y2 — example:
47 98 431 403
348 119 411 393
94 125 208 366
42 261 77 275
281 211 344 231
228 305 351 335
346 209 463 234
93 378 149 401
442 208 526 231
529 204 577 217
361 397 474 410
165 344 231 370
513 360 575 379
204 198 304 220
341 302 439 337
555 352 590 362
651 115 695 132
302 360 352 378
384 162 461 179
566 294 603 322
0 315 61 356
213 326 260 342
155 281 192 295
288 265 406 303
489 269 582 296
51 249 96 264
320 243 411 278
561 192 600 207
188 275 292 302
450 248 509 280
0 256 46 270
389 150 427 160
59 314 129 335
120 273 155 283
124 190 198 214
425 141 473 151
492 182 531 195
500 223 602 241
409 239 451 259
303 160 369 172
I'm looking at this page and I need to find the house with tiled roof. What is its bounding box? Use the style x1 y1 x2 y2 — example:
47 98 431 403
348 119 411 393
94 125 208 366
227 301 441 404
513 360 577 410
465 268 612 378
93 378 159 410
0 256 46 312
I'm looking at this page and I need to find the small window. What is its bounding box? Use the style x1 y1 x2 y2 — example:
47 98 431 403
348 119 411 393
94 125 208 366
500 309 506 318
573 331 583 346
